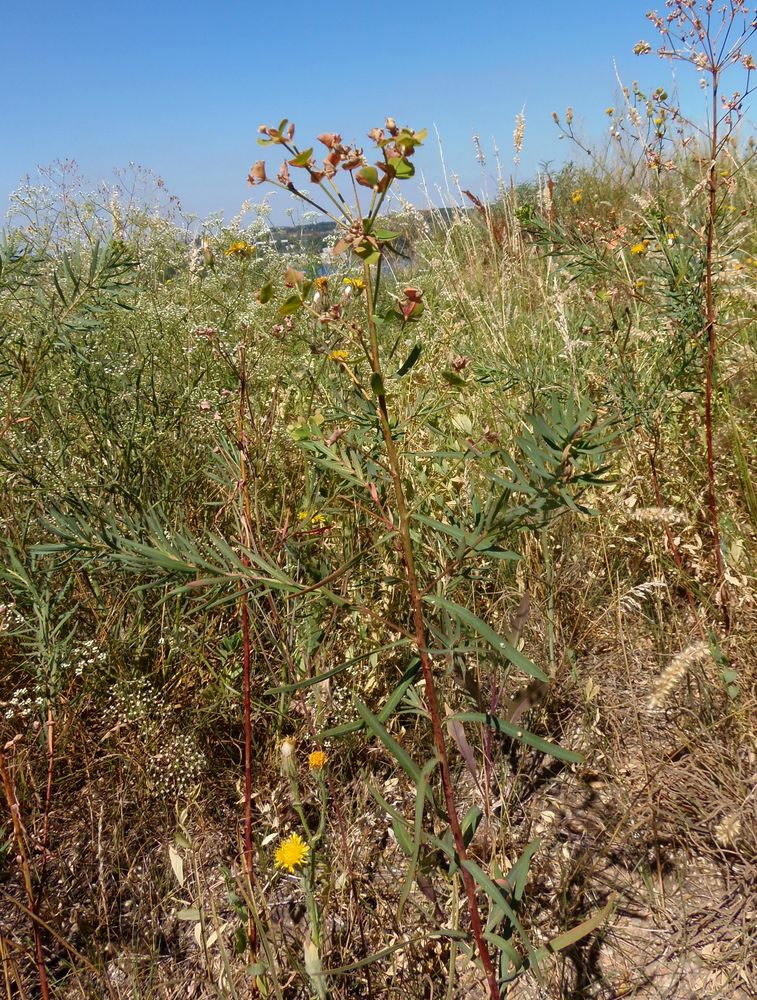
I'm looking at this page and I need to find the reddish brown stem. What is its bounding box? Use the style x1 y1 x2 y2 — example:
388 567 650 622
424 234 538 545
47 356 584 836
362 269 500 997
237 347 256 957
704 70 729 631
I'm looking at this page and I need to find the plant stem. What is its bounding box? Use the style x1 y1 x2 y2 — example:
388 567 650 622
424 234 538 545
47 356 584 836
704 68 729 631
237 346 256 957
361 263 500 998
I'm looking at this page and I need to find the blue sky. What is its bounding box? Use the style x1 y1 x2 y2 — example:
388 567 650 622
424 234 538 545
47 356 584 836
0 1 735 226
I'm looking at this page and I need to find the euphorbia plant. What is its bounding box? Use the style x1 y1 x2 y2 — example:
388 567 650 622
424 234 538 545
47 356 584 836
249 116 503 996
247 118 617 995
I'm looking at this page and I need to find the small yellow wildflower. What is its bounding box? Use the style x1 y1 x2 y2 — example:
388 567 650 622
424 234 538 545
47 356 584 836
225 240 256 257
571 189 583 205
635 278 647 289
308 750 328 771
328 350 349 363
274 833 310 873
630 241 648 255
605 107 615 116
342 277 365 290
653 116 664 126
297 509 326 524
315 275 329 290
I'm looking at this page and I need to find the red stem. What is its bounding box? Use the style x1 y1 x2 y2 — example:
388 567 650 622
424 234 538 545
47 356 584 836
704 69 730 631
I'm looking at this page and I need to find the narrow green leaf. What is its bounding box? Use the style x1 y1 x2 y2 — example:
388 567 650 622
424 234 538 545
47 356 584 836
354 700 423 787
461 858 533 955
529 895 616 962
269 640 408 695
450 711 582 763
424 594 548 682
395 343 422 377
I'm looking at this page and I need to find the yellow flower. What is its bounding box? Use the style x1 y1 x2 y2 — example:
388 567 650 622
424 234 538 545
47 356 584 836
328 350 349 363
297 509 326 524
630 241 648 255
605 107 615 116
225 240 256 257
315 275 329 290
274 833 310 873
342 277 365 290
571 189 583 204
308 750 328 771
653 116 664 126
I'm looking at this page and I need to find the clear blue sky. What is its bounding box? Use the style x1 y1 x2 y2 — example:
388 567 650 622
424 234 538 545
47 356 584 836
1 1 733 226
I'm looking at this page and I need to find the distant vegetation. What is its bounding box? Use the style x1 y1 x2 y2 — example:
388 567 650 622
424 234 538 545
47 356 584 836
1 4 755 998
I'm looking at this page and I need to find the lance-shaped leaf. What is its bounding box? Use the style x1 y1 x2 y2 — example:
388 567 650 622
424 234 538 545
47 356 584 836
424 594 548 682
449 711 583 763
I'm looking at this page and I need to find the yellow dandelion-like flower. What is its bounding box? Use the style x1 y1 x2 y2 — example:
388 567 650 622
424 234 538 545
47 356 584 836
328 350 349 363
225 240 256 257
605 107 615 116
571 189 583 204
297 509 326 524
308 750 328 771
630 241 648 255
274 833 310 873
342 276 365 290
315 275 329 290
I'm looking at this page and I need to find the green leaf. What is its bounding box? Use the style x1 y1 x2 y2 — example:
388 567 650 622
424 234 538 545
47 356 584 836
389 157 415 179
268 640 409 695
392 815 415 856
395 343 422 377
398 756 438 918
450 711 582 763
373 227 401 241
354 700 422 787
289 148 313 167
423 594 548 682
357 166 379 187
441 370 468 389
279 294 302 316
506 839 540 902
461 858 532 955
257 281 274 304
320 659 420 738
370 372 386 397
353 240 381 264
528 895 616 964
